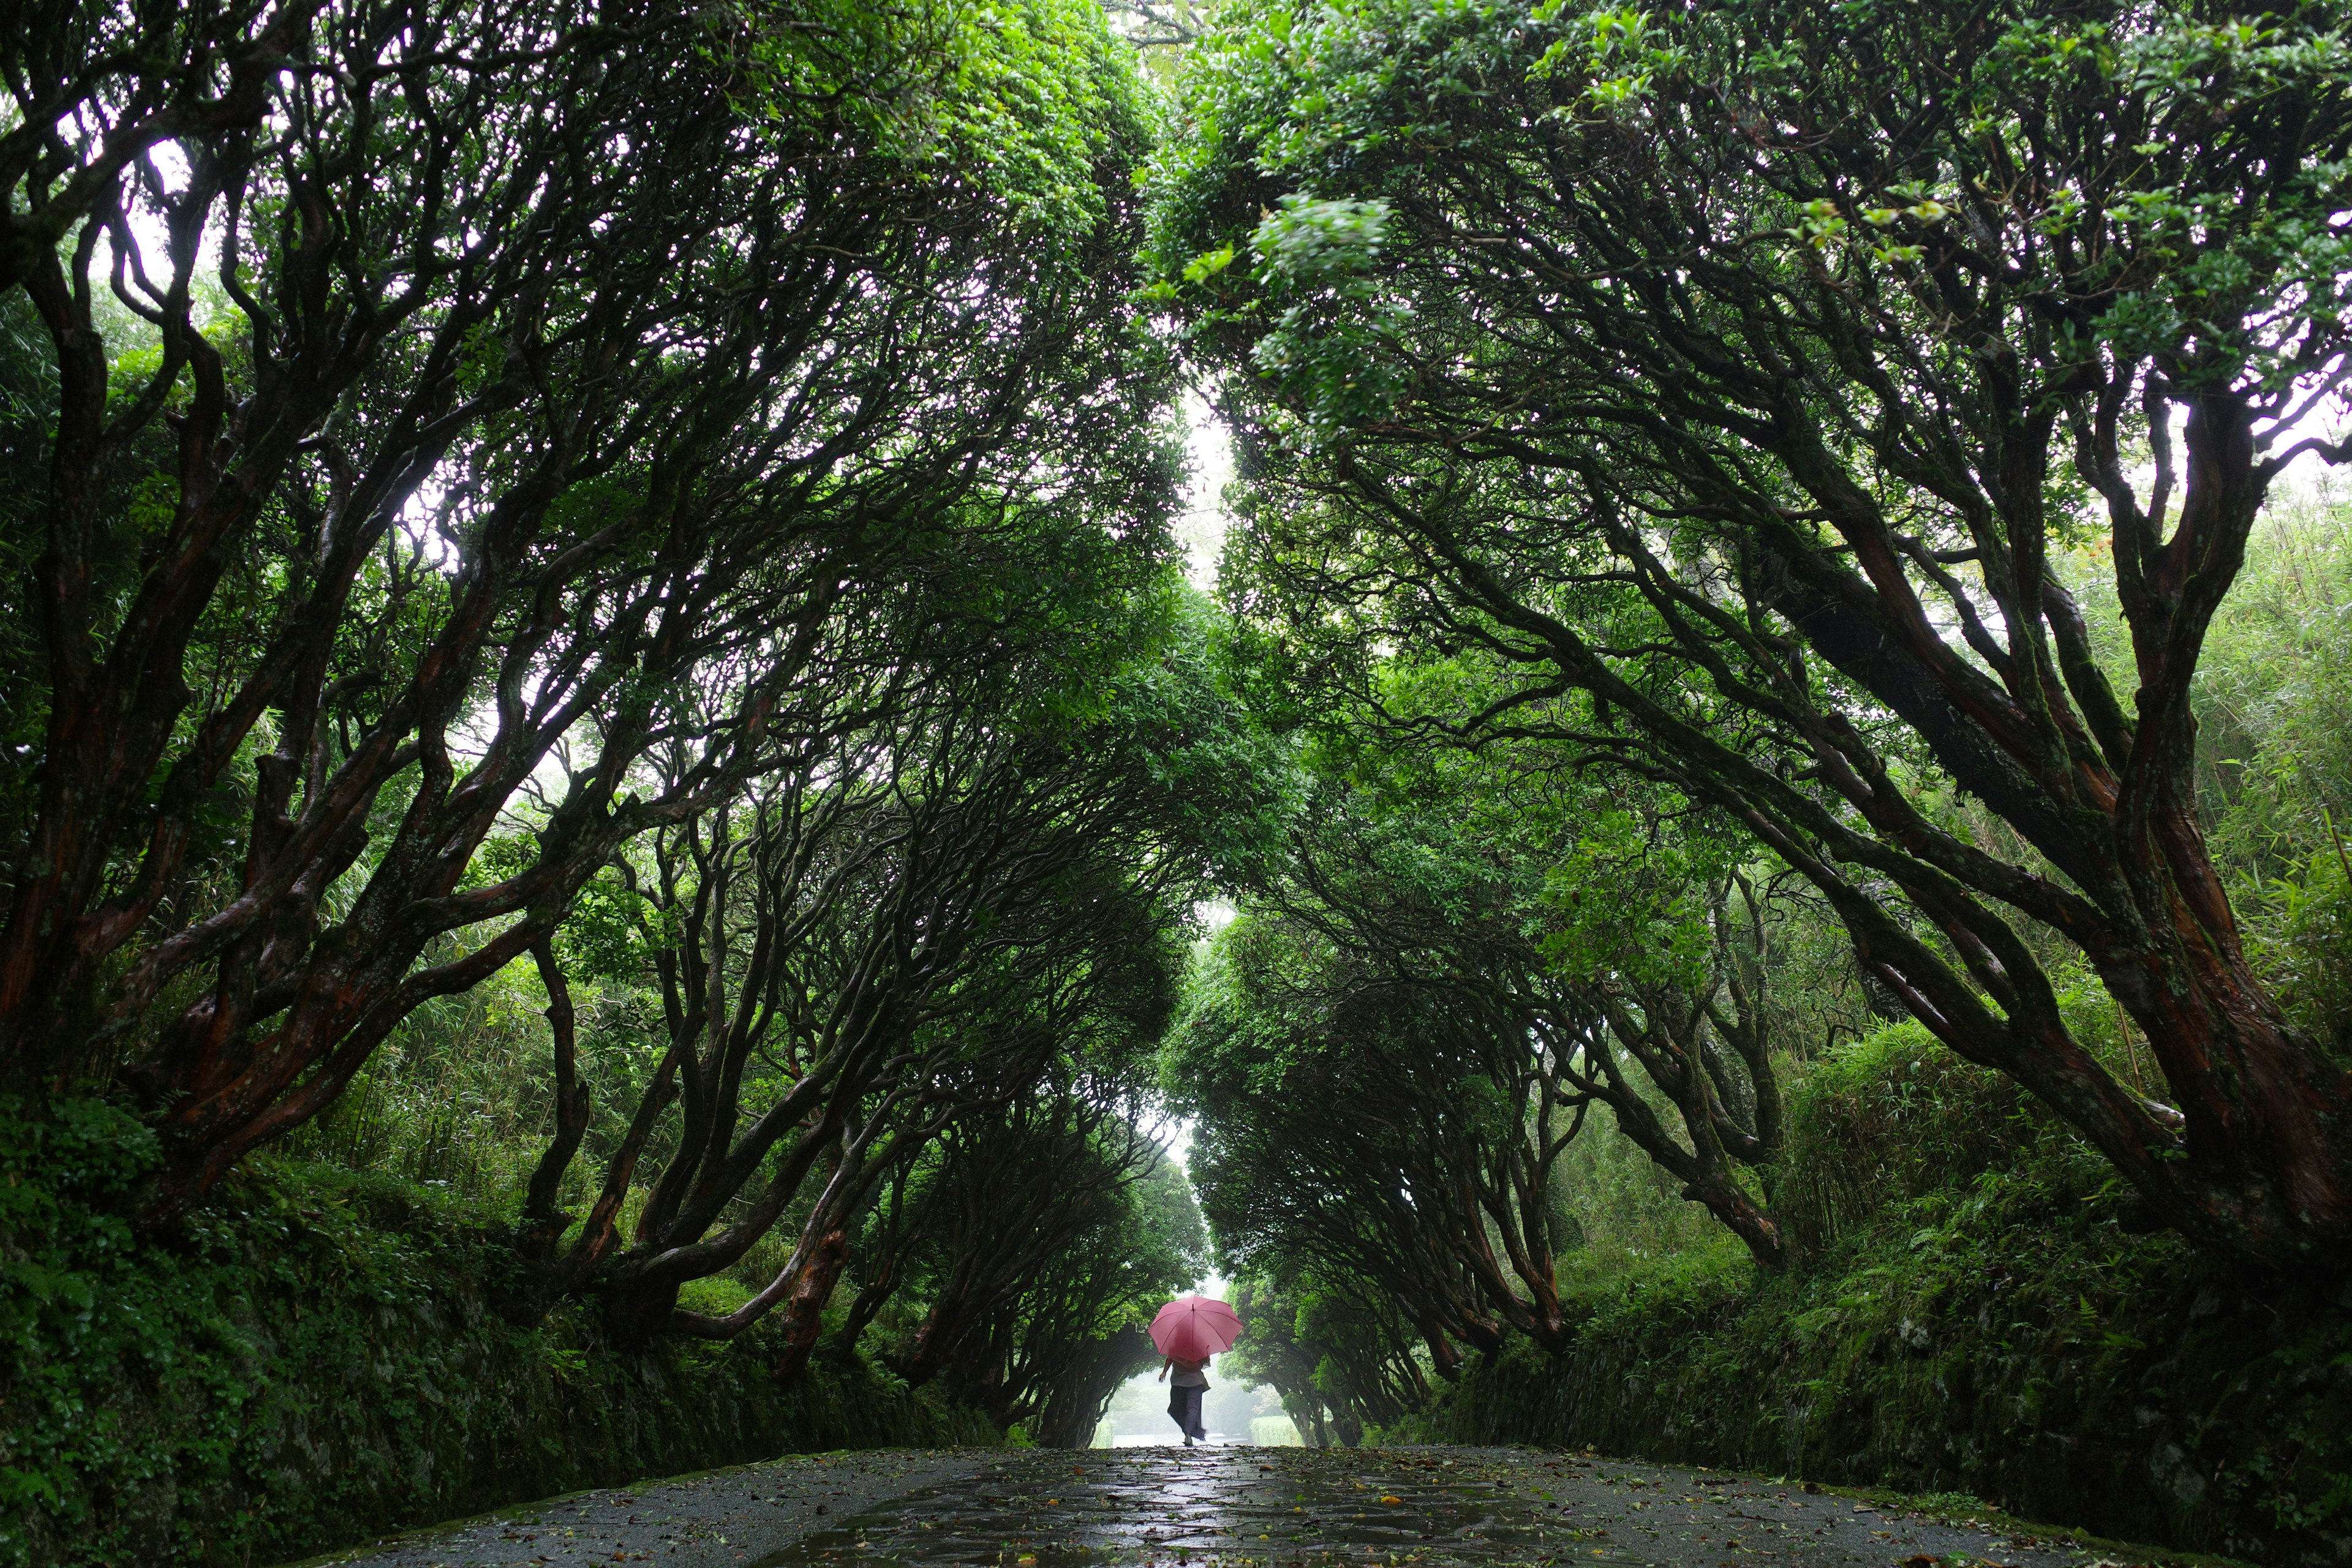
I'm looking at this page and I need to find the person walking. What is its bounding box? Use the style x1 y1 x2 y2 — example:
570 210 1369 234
1158 1352 1210 1446
1147 1294 1243 1449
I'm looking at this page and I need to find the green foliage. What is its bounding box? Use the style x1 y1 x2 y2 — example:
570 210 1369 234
2188 494 2352 1057
1 0 1196 1238
1155 0 2352 410
754 0 1153 231
2193 492 2352 874
18 0 2352 1551
1151 0 2352 1278
1129 1150 1214 1292
2056 489 2352 1061
1400 1030 2352 1556
288 959 563 1206
1548 1121 1750 1291
1217 1271 1427 1446
0 1095 511 1562
0 1099 992 1567
2261 847 2352 1062
941 0 1152 228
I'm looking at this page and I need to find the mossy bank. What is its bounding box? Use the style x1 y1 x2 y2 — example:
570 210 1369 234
1397 1026 2352 1567
0 1101 997 1568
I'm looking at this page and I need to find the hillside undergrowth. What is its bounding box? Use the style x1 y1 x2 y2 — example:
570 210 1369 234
0 1099 993 1568
1396 1027 2352 1563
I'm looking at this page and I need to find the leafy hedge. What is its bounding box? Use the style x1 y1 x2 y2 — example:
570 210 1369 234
0 1099 995 1567
1396 1029 2352 1566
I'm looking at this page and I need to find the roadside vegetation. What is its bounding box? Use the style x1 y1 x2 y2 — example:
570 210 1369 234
2 2 1250 1558
4 0 2352 1561
1152 0 2352 1547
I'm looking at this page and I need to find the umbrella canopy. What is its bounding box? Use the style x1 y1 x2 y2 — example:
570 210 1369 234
1150 1294 1244 1363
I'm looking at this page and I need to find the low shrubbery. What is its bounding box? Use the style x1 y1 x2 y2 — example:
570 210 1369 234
1399 1027 2352 1562
0 1099 993 1568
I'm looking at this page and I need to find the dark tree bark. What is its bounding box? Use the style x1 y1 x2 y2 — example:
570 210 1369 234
1170 0 2352 1274
0 0 323 295
1033 1326 1158 1449
883 1102 1159 1389
3 0 1172 1219
1221 1274 1420 1441
1185 1009 1529 1365
518 940 590 1258
504 664 1246 1352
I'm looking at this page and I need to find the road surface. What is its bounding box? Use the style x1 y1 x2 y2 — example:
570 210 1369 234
296 1444 2196 1568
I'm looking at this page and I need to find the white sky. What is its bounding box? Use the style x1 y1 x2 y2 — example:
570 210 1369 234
1176 388 1233 589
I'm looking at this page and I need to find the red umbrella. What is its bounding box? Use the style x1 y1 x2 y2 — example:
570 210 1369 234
1150 1294 1244 1362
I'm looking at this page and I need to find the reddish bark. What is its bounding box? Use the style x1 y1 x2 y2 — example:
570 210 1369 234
6 0 1165 1226
772 1229 851 1385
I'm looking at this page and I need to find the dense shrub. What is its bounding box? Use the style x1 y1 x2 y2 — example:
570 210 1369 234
0 1100 992 1567
1401 1027 2352 1562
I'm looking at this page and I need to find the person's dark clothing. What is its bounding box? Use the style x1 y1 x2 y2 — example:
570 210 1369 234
1167 1382 1207 1442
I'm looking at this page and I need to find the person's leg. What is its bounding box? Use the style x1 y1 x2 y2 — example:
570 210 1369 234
1182 1386 1207 1442
1167 1384 1188 1442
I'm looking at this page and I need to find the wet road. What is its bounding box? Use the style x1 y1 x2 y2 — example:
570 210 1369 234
753 1447 2106 1568
302 1445 2189 1568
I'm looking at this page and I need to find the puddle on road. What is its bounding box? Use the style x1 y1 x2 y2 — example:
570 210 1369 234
749 1448 1637 1568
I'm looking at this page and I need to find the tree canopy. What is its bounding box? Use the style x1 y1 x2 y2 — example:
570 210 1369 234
10 0 2352 1472
1152 0 2352 1275
1 0 1261 1418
